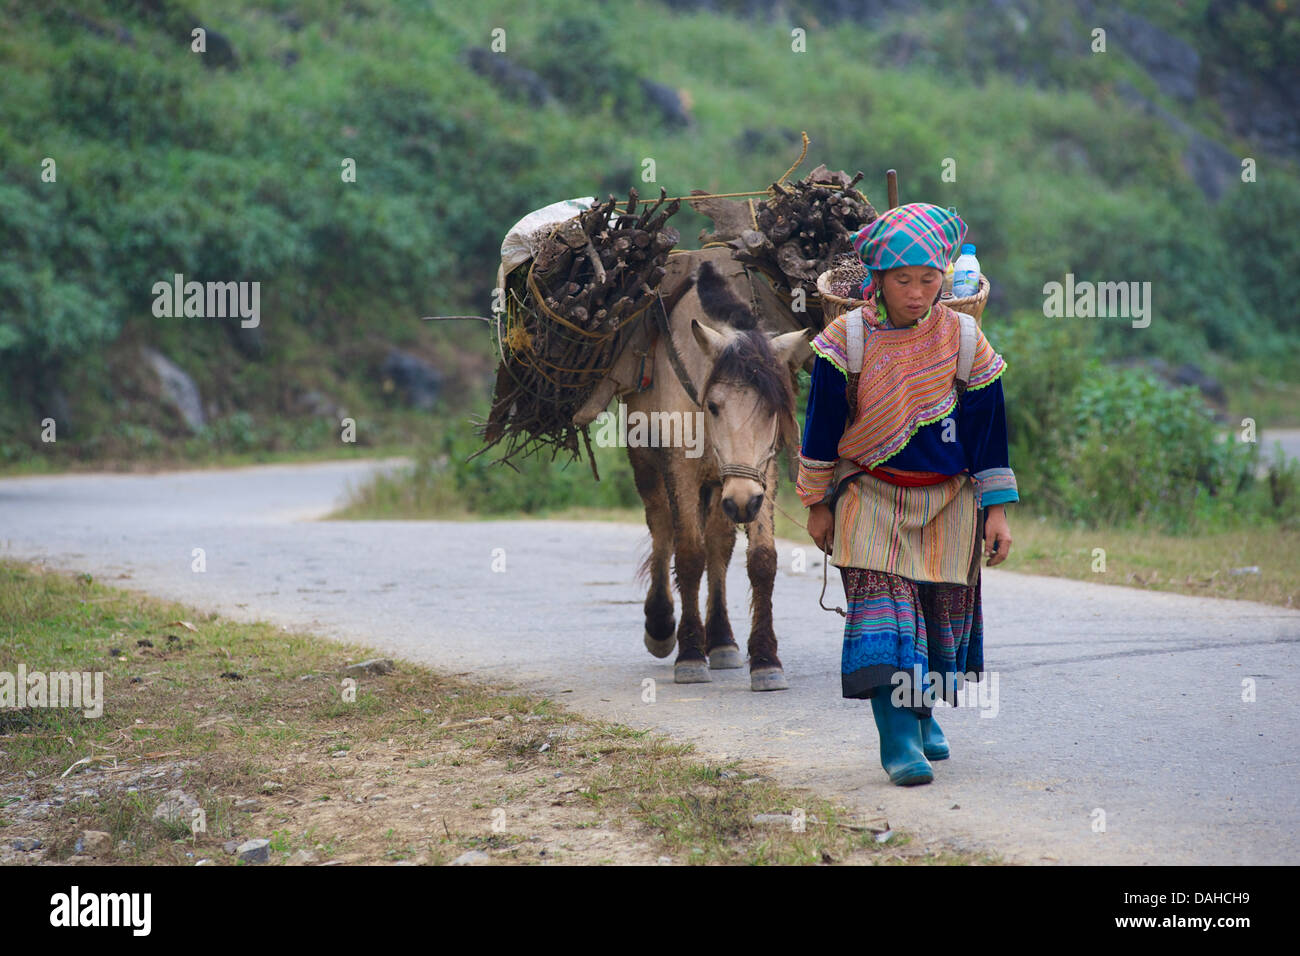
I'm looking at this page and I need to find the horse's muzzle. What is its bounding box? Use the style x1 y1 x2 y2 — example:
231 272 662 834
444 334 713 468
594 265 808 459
722 491 764 524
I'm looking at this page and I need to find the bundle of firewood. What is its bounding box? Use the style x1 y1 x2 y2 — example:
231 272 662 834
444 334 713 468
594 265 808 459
480 187 681 472
727 164 878 326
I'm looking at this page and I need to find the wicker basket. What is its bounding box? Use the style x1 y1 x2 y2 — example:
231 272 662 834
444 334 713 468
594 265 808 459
942 274 991 323
815 270 991 327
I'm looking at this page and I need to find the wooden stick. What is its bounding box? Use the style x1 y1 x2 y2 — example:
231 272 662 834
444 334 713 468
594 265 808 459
584 237 607 284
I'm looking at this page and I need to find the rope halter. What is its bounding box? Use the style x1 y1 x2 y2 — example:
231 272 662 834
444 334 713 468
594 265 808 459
711 417 780 493
717 461 769 489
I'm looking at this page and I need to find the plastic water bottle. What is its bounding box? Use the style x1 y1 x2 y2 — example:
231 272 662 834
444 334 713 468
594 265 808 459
951 244 980 297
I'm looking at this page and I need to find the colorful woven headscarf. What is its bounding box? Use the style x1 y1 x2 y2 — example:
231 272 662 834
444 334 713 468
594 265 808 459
849 203 968 300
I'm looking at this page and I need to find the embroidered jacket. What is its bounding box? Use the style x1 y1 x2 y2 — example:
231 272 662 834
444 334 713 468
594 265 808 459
796 301 1018 508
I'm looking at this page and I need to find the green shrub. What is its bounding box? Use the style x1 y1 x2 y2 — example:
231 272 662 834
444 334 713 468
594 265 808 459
3 0 1299 525
528 14 649 120
50 44 186 145
0 184 123 363
442 421 640 515
1050 366 1257 531
201 412 260 454
992 309 1096 515
1218 175 1300 348
1209 0 1300 79
1245 443 1300 531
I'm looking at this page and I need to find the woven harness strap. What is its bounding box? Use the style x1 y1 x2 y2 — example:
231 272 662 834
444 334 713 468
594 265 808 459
654 293 701 407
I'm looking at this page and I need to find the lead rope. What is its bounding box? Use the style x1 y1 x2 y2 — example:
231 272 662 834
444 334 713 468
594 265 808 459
818 546 847 618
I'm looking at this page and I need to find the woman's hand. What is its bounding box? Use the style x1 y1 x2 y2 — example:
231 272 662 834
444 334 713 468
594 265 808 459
983 504 1012 567
807 503 834 553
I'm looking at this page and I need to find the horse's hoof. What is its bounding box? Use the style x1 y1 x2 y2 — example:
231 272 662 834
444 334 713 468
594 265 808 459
708 645 744 669
644 630 676 659
674 660 713 684
750 667 789 692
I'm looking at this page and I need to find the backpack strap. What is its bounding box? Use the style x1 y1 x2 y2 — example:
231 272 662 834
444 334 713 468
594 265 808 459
955 311 977 395
844 306 863 420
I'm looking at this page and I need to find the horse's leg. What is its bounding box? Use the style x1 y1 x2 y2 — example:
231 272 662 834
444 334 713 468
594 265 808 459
703 484 743 668
629 447 676 659
665 466 710 683
745 462 787 691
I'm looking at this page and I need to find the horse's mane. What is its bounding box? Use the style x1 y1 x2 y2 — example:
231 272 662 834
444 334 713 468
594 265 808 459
694 260 757 330
693 261 799 452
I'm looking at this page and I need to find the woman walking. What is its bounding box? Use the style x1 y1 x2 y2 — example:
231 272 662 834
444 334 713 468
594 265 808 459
797 203 1017 786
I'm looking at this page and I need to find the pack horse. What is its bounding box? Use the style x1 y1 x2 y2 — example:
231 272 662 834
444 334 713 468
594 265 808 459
622 258 811 690
478 173 875 690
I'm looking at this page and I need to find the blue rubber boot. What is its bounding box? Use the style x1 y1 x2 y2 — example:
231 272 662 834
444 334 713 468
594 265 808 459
919 713 950 760
918 674 949 760
869 693 933 786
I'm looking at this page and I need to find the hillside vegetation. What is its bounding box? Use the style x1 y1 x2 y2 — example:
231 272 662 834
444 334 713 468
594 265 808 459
2 0 1297 483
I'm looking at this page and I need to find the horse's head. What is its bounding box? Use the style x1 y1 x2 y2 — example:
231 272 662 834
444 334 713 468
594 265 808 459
688 262 811 523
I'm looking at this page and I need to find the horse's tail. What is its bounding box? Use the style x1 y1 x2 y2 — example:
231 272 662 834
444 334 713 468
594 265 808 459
635 537 653 588
634 534 672 590
693 260 756 330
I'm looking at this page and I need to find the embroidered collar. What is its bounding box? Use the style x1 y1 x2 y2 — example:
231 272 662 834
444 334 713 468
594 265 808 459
809 302 1007 469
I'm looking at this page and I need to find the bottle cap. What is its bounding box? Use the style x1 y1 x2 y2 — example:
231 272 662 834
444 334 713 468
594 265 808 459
961 244 976 254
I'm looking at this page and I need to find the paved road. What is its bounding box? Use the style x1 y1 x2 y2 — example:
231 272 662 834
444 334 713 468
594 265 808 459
1261 429 1300 467
2 459 1297 864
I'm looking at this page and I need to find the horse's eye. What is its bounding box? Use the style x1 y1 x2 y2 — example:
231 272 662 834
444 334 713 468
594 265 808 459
707 402 720 416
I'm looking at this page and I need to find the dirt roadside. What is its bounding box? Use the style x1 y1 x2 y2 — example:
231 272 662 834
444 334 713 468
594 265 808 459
0 560 997 866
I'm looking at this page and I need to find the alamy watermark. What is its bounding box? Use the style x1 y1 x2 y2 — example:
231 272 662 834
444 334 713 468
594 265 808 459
50 886 151 936
1 665 104 718
1042 272 1150 328
152 273 260 328
591 402 705 458
889 666 999 717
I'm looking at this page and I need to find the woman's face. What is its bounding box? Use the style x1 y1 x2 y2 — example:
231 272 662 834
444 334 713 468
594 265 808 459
880 266 943 323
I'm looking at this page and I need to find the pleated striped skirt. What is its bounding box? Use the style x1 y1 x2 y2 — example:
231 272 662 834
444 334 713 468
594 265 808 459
830 469 981 586
831 471 985 714
838 567 983 714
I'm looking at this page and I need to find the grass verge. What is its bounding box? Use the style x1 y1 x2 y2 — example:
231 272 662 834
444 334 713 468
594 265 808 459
987 515 1297 607
0 444 418 478
332 464 1299 609
0 560 993 866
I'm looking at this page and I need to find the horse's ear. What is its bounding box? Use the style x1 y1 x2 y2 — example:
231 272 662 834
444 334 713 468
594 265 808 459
769 328 812 368
691 318 726 358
